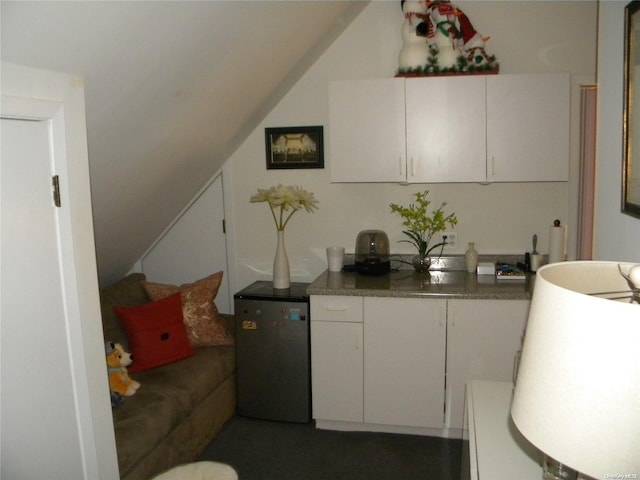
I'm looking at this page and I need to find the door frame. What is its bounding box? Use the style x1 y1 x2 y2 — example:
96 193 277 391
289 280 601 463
1 63 119 479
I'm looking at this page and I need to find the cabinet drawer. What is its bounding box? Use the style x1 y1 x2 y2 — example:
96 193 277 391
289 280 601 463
311 295 363 322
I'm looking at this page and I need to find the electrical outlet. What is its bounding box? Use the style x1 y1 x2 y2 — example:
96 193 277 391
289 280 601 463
440 231 457 249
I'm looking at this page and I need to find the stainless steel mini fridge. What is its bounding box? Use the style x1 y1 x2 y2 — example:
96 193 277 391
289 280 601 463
234 281 311 423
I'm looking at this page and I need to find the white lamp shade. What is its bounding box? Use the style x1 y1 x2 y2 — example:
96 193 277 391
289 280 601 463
511 261 640 479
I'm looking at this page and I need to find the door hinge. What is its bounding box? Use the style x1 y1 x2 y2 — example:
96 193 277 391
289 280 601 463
52 175 61 207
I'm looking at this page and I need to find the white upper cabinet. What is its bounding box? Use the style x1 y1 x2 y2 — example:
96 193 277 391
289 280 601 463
329 74 570 184
329 78 406 182
406 76 486 183
486 73 570 182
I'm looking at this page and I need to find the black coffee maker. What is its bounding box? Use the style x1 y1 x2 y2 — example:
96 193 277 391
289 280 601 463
355 230 390 275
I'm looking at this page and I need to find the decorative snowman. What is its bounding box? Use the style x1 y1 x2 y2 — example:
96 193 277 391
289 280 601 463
398 1 430 71
397 0 497 75
425 1 462 69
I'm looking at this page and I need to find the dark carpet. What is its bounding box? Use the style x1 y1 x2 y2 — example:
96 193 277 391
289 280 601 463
198 416 464 480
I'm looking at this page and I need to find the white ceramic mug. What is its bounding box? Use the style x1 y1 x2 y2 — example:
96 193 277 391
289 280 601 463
326 246 345 272
530 253 548 273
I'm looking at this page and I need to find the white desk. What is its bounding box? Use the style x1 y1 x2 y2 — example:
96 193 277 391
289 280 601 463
464 380 542 480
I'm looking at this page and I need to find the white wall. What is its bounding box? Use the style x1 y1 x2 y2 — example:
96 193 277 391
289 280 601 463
595 2 640 262
224 1 598 293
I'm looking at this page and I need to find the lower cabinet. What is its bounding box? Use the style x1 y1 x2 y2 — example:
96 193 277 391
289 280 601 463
310 295 529 437
446 299 530 431
364 297 446 428
310 295 363 423
310 320 363 423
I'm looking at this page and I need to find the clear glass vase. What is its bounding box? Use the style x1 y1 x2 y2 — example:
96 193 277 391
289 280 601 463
412 254 431 273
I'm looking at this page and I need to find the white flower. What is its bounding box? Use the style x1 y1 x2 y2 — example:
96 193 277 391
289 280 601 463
251 184 318 230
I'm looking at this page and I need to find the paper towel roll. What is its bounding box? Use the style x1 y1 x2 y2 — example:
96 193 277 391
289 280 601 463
548 221 566 264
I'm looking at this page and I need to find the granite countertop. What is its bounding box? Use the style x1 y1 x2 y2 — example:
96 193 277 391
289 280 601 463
307 269 534 300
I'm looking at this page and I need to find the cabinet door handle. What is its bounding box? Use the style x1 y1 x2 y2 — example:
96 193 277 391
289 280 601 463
326 306 347 312
354 330 361 350
399 156 404 176
491 156 496 176
410 157 415 177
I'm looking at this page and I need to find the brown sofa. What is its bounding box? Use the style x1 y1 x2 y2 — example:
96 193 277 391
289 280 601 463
100 273 236 480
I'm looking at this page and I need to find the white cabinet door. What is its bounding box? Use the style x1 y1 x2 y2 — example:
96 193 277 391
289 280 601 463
310 295 364 423
446 299 530 431
329 79 406 182
486 74 570 182
311 321 363 423
406 76 486 183
364 297 447 428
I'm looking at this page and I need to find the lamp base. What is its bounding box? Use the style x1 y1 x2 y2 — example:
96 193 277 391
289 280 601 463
543 456 577 480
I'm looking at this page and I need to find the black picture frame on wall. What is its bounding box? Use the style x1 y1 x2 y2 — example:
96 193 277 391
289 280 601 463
265 126 324 170
623 0 640 218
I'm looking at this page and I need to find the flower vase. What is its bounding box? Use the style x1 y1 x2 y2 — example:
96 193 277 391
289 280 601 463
273 230 290 289
412 254 431 273
465 242 479 273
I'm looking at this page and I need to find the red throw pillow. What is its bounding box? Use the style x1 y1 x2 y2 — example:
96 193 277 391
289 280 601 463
114 293 194 373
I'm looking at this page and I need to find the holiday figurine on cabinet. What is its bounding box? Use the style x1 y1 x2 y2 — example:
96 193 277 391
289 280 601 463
398 1 431 71
397 0 499 76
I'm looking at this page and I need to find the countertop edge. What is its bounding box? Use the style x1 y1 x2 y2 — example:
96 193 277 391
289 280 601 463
307 270 533 301
306 288 531 300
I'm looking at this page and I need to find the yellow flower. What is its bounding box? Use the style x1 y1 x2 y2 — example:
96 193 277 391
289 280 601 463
251 185 318 230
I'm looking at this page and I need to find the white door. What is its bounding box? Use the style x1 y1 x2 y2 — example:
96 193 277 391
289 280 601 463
486 74 570 182
329 79 406 182
1 118 85 478
310 321 364 422
446 299 530 431
141 174 231 313
364 297 447 428
406 76 487 183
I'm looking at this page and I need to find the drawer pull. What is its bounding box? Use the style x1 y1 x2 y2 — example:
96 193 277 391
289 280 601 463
326 306 347 312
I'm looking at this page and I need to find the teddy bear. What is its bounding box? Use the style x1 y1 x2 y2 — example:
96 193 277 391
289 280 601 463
106 341 140 403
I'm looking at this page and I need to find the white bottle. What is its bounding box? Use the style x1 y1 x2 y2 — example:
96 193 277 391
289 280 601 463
465 242 479 273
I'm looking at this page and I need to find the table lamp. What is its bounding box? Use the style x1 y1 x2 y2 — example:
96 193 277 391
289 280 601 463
511 261 640 480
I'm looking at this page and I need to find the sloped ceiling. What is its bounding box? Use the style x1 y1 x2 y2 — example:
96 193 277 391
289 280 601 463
1 0 367 286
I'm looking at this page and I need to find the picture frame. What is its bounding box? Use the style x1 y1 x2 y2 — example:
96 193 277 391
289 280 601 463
623 1 640 218
265 126 324 170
